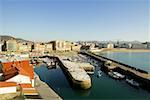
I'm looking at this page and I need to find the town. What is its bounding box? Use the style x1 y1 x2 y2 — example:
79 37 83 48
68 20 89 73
0 35 150 100
0 36 150 53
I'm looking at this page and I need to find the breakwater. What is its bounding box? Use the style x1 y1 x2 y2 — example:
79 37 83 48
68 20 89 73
80 51 150 91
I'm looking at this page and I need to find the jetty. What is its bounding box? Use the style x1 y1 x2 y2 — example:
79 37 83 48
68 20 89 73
80 51 150 91
59 58 92 89
76 62 94 74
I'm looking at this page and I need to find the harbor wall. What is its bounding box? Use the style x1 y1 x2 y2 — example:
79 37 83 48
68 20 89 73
80 51 150 91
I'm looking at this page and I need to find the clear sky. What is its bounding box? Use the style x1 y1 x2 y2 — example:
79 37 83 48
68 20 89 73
0 0 149 42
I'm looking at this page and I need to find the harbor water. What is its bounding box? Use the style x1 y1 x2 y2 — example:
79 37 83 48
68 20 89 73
101 52 150 73
35 52 150 99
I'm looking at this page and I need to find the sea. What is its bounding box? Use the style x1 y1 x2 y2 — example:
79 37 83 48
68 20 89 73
35 52 150 100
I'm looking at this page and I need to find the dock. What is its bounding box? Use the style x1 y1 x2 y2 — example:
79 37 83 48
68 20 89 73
59 58 92 89
80 51 150 91
76 62 95 74
34 73 62 100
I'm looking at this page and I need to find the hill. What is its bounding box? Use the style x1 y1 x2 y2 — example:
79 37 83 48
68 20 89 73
0 35 33 43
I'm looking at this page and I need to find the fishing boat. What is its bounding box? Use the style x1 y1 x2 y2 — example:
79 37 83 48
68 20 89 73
126 79 139 88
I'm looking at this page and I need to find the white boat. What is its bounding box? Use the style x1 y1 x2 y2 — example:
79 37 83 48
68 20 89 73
126 79 139 88
113 72 125 79
108 71 119 79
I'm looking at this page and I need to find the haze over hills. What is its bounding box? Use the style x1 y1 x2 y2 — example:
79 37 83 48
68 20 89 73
0 35 33 43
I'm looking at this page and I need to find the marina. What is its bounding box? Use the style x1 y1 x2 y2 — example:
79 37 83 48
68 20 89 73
34 52 150 99
81 51 150 91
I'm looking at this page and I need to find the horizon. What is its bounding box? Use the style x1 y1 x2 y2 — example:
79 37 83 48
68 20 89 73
0 0 149 42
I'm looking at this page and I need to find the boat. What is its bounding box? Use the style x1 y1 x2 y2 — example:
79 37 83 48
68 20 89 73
108 71 120 79
97 70 102 77
126 79 139 88
113 72 125 79
108 70 125 80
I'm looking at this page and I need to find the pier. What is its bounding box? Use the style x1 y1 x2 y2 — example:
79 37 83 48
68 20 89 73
80 51 150 91
59 59 91 89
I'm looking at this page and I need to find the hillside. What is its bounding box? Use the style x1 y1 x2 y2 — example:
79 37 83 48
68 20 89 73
0 35 33 43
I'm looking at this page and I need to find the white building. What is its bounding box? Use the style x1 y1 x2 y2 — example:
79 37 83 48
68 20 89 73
0 82 17 94
0 43 3 52
107 43 114 49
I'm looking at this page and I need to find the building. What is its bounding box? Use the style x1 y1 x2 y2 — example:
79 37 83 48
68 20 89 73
51 40 72 51
102 43 114 48
107 43 114 49
0 82 17 94
18 43 32 52
119 43 132 48
33 43 45 52
6 39 18 52
131 43 147 49
45 43 53 52
0 60 40 95
71 43 81 51
142 42 150 49
1 60 34 87
0 42 3 52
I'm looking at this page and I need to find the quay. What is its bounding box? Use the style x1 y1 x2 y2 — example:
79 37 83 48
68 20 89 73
34 73 62 100
80 51 150 91
59 59 92 89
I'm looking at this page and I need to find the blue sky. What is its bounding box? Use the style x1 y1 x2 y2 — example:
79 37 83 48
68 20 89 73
0 0 149 42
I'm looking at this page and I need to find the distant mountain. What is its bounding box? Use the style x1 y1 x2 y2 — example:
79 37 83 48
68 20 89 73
0 35 33 43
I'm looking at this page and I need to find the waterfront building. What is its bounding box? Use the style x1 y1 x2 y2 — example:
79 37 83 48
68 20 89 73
142 42 150 49
6 39 18 52
50 40 72 51
119 43 132 48
0 60 39 96
101 43 114 48
1 60 34 87
131 43 147 49
107 43 114 49
147 43 150 49
0 82 17 94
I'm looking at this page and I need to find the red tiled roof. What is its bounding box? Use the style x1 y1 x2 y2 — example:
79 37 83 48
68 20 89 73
0 82 17 87
20 84 32 88
2 60 34 80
